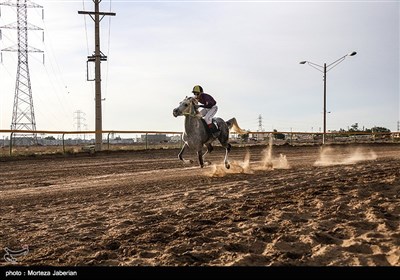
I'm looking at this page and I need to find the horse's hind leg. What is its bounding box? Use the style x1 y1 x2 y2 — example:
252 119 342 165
202 143 213 165
206 143 213 154
178 143 193 165
197 150 204 168
217 125 231 169
222 142 231 169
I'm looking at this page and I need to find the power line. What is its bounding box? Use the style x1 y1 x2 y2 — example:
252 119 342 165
103 0 114 118
82 0 90 56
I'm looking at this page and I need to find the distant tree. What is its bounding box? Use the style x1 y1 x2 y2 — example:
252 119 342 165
339 124 391 134
240 130 250 141
349 123 359 132
371 126 391 133
273 129 285 140
44 136 56 140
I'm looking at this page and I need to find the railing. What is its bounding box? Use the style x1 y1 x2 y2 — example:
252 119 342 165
243 131 398 145
0 130 183 156
0 129 398 156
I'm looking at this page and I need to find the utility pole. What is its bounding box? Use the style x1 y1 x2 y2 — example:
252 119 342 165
78 1 115 151
323 63 327 145
0 0 43 145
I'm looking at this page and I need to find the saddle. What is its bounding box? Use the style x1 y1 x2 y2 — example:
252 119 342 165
201 118 220 138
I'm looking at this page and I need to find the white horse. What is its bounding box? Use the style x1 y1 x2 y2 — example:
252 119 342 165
173 96 247 168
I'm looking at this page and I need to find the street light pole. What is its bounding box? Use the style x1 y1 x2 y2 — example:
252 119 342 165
300 51 357 144
323 63 327 145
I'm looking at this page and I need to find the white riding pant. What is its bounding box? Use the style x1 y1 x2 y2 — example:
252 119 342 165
200 106 218 125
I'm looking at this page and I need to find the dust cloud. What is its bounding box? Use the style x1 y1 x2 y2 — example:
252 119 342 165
314 146 377 167
209 149 253 177
209 137 290 177
257 137 290 170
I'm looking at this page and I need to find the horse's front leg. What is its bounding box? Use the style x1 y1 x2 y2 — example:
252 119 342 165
178 143 193 165
197 150 204 168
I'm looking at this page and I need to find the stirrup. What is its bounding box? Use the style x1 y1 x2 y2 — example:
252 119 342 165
208 124 218 133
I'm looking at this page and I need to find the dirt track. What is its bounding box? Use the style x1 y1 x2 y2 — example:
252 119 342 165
0 143 399 266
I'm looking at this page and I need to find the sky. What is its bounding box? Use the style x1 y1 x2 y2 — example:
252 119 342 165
0 0 399 134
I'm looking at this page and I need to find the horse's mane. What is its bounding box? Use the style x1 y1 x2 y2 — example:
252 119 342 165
185 96 198 104
183 96 201 118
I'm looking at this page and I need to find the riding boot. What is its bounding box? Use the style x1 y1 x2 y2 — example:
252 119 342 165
208 122 219 136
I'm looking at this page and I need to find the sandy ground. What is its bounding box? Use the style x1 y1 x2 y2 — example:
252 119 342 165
0 143 399 266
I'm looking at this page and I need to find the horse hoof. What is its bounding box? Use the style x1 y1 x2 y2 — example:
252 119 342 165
225 163 230 169
189 159 194 164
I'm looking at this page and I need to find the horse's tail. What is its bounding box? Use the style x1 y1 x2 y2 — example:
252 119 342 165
226 118 248 134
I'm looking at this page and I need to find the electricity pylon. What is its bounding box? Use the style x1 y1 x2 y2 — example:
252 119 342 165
0 0 43 144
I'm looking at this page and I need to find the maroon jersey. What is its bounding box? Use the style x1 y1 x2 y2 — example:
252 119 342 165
197 93 216 108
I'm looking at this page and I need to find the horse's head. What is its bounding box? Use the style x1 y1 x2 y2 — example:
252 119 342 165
173 96 200 118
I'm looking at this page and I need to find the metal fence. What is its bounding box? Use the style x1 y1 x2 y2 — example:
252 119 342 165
242 131 399 145
0 130 183 156
0 129 399 156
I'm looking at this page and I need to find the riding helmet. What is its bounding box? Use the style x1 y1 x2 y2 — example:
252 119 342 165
192 85 203 94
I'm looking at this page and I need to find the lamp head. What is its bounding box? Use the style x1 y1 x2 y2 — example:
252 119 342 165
349 51 357 56
299 61 307 64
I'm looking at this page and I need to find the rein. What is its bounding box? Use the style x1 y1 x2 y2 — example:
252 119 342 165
182 100 201 119
182 111 200 118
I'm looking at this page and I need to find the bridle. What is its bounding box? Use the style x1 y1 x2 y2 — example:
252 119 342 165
181 98 201 118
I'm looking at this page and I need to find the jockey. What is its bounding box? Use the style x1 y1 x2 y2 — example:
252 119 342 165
192 85 219 135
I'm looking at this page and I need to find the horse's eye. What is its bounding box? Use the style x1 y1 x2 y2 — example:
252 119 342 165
184 103 188 107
